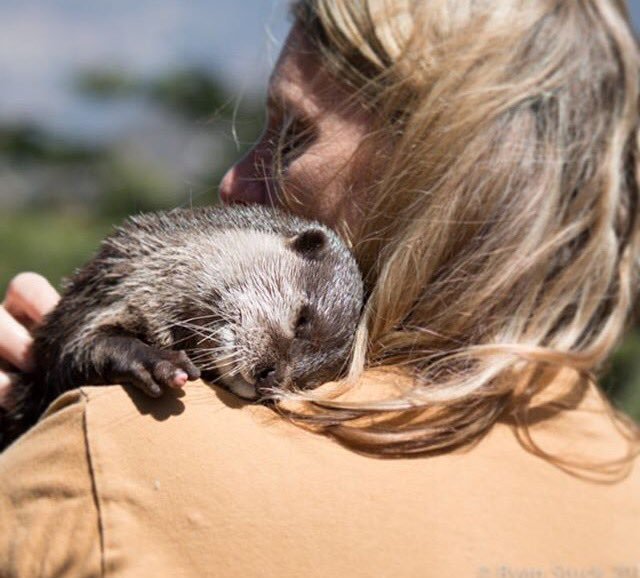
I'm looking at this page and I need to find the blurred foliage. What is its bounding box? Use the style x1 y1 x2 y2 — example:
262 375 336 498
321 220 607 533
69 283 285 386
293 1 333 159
0 211 113 292
602 328 640 421
74 68 139 99
0 64 638 422
94 156 180 219
73 65 265 206
76 66 263 124
148 68 230 120
0 124 103 164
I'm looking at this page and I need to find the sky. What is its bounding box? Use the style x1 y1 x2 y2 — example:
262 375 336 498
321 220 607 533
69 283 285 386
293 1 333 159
0 0 291 137
0 1 639 139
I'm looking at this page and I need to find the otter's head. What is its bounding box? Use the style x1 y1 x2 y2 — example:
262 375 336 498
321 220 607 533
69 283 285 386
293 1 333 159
196 225 363 400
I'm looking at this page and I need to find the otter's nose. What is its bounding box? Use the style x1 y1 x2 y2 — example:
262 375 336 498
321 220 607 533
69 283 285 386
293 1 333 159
254 364 277 391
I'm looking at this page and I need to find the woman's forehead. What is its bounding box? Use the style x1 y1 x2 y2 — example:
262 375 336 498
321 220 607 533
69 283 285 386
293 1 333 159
268 30 326 118
267 27 360 121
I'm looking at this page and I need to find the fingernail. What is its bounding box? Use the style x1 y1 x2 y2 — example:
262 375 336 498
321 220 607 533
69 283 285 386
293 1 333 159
0 373 14 409
0 372 11 389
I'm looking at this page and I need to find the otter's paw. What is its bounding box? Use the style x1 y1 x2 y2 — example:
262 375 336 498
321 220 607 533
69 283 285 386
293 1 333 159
102 337 201 397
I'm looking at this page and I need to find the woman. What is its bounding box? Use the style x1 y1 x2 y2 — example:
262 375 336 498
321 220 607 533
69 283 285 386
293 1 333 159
1 0 639 575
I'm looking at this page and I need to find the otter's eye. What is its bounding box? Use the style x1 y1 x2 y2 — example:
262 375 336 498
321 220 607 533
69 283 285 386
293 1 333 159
294 305 312 336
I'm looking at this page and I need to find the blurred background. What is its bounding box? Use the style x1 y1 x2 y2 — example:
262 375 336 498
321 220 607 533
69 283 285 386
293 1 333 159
0 1 639 420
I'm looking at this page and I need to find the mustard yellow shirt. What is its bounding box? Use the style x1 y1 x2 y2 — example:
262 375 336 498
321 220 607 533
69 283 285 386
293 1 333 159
1 376 639 577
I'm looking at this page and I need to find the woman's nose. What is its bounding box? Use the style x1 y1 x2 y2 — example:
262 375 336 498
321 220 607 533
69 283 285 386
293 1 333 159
218 147 270 205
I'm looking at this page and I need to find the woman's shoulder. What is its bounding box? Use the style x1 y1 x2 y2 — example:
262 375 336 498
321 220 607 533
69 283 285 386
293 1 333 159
1 377 639 577
5 375 640 502
0 387 101 577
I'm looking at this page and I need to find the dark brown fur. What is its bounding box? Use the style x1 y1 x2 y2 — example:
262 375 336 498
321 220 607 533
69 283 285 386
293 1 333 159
0 205 363 450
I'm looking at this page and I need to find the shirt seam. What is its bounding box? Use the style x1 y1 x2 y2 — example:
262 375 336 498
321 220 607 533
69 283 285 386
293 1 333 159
80 388 107 578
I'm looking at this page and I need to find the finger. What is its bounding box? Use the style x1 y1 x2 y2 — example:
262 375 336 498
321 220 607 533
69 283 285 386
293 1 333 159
0 307 34 372
3 272 60 325
0 371 14 409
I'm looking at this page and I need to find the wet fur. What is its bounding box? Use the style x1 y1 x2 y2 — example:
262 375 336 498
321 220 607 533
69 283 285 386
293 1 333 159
0 205 363 450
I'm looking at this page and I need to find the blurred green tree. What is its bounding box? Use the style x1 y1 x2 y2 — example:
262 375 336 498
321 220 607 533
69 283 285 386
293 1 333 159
0 124 103 164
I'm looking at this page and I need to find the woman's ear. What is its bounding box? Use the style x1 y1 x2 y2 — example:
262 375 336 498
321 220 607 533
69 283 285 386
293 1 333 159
286 229 328 259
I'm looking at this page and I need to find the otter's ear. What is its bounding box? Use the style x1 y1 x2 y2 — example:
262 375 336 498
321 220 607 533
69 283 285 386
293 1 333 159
286 229 328 260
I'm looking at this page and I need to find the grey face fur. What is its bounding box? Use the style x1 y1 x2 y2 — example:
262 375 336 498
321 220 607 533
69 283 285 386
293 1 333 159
176 224 364 399
3 205 364 449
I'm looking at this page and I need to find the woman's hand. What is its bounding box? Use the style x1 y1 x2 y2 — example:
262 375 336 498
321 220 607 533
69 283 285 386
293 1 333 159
0 273 60 408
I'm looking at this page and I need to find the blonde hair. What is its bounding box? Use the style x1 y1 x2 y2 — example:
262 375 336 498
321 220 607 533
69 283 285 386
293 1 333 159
273 0 640 473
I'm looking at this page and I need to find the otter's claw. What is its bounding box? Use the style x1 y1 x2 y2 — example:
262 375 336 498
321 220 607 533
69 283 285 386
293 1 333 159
147 350 201 390
97 337 200 397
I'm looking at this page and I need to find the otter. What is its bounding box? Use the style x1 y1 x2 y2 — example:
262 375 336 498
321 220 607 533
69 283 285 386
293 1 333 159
0 205 364 450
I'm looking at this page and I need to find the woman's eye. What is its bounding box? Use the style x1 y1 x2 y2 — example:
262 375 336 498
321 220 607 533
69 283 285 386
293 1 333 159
275 116 315 167
282 118 307 153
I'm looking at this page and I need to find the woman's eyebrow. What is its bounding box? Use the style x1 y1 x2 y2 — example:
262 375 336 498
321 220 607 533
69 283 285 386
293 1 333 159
267 85 313 120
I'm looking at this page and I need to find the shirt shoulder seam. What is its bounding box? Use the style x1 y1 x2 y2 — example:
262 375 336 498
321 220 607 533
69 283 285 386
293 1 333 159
80 388 107 578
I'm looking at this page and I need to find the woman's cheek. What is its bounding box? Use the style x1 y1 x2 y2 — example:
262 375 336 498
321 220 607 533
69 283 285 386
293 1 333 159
295 152 333 192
